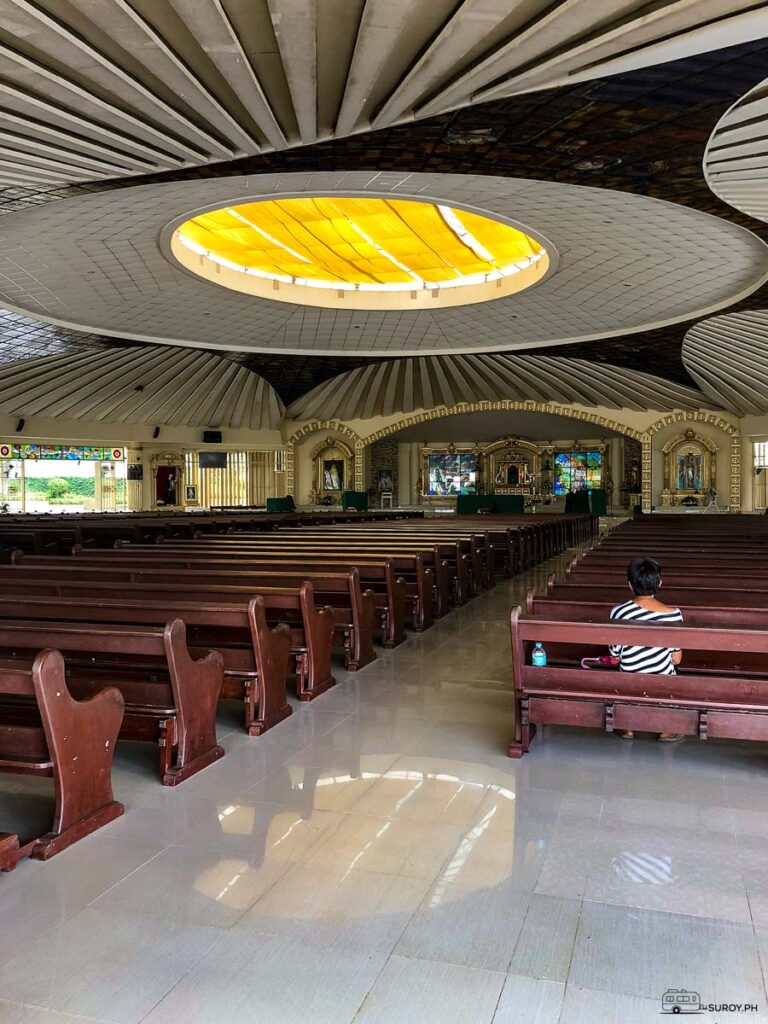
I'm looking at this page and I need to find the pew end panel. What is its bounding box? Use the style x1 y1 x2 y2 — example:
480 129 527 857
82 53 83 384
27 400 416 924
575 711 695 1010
245 597 292 736
297 582 336 701
508 607 536 758
383 561 408 648
0 650 125 867
162 619 225 785
345 567 376 671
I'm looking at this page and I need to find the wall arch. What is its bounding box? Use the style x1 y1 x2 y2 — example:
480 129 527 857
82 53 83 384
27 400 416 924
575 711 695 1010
360 401 646 444
644 411 741 512
286 419 365 495
360 399 652 511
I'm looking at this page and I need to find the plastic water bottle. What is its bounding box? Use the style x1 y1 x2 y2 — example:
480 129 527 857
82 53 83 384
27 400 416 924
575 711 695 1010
532 642 547 667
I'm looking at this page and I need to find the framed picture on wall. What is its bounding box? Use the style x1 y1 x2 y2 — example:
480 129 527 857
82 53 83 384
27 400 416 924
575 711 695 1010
323 459 344 491
377 468 394 492
185 484 198 504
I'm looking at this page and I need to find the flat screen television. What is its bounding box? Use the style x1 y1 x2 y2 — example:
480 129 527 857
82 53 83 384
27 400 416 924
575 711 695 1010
199 451 228 469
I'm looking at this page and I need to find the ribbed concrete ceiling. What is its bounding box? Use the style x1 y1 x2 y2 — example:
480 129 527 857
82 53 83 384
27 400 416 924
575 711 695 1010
705 74 768 223
0 345 284 429
0 0 765 186
683 310 768 414
287 353 714 421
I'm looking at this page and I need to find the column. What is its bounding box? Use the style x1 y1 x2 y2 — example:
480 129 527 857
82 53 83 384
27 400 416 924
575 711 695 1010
610 438 622 512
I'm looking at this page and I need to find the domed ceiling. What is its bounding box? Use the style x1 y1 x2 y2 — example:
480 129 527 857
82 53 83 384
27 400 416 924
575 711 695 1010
0 25 767 419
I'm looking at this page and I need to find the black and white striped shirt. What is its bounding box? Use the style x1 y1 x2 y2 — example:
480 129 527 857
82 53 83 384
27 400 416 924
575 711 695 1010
608 600 683 675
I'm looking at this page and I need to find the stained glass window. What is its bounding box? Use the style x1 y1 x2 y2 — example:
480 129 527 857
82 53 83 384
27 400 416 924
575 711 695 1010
553 451 602 495
0 444 124 461
427 454 477 495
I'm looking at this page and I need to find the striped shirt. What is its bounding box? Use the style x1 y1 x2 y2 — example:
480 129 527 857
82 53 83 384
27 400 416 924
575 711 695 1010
608 600 683 675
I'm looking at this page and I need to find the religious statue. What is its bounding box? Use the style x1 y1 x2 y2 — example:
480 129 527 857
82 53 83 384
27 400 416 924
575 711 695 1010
678 451 701 491
323 459 343 491
163 471 177 506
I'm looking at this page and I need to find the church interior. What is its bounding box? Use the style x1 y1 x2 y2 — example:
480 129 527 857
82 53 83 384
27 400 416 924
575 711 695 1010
2 4 768 1023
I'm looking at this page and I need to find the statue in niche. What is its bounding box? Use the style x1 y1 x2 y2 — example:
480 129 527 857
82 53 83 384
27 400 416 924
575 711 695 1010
163 471 177 506
677 451 702 491
626 459 641 492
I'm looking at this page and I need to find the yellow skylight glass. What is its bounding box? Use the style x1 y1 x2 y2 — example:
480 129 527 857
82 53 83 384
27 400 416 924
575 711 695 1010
172 196 548 311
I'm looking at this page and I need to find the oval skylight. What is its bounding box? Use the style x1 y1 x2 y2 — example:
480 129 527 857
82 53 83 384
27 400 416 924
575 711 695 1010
171 196 548 310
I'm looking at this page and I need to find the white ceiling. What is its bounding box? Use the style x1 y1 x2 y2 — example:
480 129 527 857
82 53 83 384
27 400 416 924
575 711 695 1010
287 353 713 421
683 310 768 415
393 410 626 443
0 0 763 186
0 171 764 358
0 345 284 429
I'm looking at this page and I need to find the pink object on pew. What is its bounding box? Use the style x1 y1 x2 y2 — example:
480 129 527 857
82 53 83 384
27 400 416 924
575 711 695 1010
580 655 620 669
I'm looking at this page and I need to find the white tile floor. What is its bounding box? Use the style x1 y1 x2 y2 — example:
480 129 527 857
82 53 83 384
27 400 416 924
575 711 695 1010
2 552 768 1023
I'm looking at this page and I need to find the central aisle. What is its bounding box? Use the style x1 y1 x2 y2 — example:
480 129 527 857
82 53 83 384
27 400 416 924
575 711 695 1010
1 552 766 1024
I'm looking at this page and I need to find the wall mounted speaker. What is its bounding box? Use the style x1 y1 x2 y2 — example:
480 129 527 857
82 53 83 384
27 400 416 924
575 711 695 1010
202 430 222 444
152 426 160 439
15 418 24 433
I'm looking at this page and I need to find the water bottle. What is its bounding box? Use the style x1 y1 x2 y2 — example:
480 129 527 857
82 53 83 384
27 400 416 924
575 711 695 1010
532 642 547 667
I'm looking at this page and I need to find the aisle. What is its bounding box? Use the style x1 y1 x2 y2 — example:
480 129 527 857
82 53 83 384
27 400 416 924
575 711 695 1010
1 551 767 1024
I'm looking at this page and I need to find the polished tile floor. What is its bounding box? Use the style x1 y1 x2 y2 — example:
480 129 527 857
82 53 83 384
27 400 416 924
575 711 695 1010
2 551 768 1023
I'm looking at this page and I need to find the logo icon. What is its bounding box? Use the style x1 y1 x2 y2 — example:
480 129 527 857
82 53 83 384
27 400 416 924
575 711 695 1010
662 989 703 1014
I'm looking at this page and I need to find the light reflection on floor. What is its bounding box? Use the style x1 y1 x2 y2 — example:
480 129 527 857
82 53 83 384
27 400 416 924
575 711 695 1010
1 546 767 1024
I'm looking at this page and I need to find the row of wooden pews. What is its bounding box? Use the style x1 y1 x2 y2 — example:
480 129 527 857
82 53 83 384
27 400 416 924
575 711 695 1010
0 507 424 558
0 508 589 869
509 514 768 757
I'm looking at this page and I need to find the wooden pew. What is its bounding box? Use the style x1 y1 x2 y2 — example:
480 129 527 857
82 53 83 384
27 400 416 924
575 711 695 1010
0 618 224 785
0 592 297 735
508 609 768 757
527 590 768 632
151 534 476 606
6 557 390 659
0 650 124 870
28 549 424 636
118 537 452 618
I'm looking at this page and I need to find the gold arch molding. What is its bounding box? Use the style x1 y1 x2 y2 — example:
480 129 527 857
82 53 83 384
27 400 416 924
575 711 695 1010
361 401 646 443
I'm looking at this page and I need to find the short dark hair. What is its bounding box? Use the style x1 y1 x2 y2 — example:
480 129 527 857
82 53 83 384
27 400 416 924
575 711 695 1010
627 557 662 596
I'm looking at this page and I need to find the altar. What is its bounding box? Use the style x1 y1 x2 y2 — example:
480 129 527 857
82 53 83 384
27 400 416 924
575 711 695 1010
659 429 718 509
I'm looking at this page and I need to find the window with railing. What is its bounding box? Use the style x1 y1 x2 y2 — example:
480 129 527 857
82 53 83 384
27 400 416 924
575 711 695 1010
754 441 768 509
184 450 287 508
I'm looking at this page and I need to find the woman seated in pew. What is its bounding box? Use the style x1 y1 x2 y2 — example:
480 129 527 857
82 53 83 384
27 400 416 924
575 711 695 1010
609 557 684 743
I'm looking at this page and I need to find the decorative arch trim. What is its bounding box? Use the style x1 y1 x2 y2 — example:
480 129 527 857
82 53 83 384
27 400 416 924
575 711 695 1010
360 401 646 444
287 420 365 446
660 431 718 456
